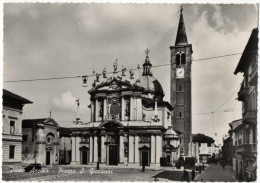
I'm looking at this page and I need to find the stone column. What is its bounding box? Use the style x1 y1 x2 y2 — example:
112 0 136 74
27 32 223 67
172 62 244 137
103 98 107 120
155 135 162 164
130 97 134 121
121 96 125 121
95 99 99 122
101 135 106 163
119 135 124 164
76 136 81 162
71 136 76 162
91 101 94 122
94 135 98 163
134 135 139 164
89 136 93 164
151 135 156 164
128 135 134 164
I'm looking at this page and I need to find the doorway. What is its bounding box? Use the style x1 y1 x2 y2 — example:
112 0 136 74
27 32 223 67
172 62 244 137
141 151 149 166
46 151 51 165
81 151 88 165
109 145 118 165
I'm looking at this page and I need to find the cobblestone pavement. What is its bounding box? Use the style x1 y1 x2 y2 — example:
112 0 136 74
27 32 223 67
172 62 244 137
195 163 239 182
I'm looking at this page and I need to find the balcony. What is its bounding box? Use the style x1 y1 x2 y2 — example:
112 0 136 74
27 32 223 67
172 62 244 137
237 85 248 101
249 65 257 86
236 144 257 154
243 110 257 125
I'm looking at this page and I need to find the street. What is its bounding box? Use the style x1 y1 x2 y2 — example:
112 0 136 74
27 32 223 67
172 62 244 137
195 164 238 182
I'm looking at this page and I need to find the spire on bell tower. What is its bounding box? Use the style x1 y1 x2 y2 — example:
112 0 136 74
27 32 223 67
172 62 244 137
175 6 188 46
142 48 153 76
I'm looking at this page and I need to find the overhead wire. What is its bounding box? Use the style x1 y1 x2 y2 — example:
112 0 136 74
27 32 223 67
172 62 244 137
3 50 257 83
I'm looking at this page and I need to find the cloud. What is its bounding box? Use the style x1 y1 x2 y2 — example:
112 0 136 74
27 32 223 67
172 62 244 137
53 91 86 114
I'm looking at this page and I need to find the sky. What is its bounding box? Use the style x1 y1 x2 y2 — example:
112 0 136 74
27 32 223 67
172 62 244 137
3 3 258 145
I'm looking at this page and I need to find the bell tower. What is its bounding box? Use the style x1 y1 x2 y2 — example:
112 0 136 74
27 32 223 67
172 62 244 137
170 7 193 156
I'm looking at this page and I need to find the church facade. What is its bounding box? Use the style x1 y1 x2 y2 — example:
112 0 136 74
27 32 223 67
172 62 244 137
70 50 180 167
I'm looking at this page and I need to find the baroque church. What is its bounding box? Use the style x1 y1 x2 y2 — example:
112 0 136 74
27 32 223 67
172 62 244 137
70 49 179 166
68 8 192 166
19 8 192 167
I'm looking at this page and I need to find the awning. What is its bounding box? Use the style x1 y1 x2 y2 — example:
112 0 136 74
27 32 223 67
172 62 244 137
246 162 257 173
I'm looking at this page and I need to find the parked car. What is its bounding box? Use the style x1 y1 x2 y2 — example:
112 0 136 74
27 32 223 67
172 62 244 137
24 164 42 172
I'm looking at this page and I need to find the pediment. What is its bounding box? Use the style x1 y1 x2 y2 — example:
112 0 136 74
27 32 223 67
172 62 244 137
43 118 59 127
89 77 136 93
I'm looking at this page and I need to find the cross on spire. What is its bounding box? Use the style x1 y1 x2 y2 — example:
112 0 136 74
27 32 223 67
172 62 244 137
49 110 52 118
180 6 183 14
145 48 150 57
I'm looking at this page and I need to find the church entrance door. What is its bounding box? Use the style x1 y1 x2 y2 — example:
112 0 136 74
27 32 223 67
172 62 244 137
109 145 118 165
46 151 51 165
141 151 149 166
81 151 88 165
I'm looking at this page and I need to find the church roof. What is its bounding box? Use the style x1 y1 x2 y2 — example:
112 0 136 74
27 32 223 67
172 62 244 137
135 75 165 98
135 49 165 98
22 118 59 128
175 8 188 46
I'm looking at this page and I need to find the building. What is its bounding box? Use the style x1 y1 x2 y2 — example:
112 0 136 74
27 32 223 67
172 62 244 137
59 127 72 165
69 49 177 167
233 28 258 181
2 89 32 165
229 119 244 179
22 118 60 165
191 133 215 163
163 128 181 165
222 134 233 166
170 8 192 156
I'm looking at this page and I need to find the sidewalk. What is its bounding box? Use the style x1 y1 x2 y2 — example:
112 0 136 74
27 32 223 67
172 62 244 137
194 164 238 182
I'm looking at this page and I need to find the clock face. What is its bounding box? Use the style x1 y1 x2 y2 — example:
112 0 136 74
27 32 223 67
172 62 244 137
176 68 184 78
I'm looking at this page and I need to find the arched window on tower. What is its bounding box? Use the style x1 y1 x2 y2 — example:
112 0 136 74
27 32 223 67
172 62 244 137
179 85 182 91
181 53 186 65
176 54 180 65
179 112 182 118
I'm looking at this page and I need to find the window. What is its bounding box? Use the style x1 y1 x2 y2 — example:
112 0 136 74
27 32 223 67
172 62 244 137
176 54 180 65
179 85 182 91
125 97 130 117
167 112 171 120
199 142 201 147
10 121 15 134
9 145 15 159
207 143 211 147
47 136 51 144
98 99 103 118
179 112 182 118
181 54 186 65
22 135 28 142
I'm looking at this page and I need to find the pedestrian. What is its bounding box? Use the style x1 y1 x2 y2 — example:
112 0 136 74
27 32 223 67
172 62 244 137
96 162 99 170
202 163 205 171
142 158 145 172
191 169 195 181
199 165 202 173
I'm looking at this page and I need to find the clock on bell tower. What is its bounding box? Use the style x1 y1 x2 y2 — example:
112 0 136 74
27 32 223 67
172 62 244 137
170 7 193 156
